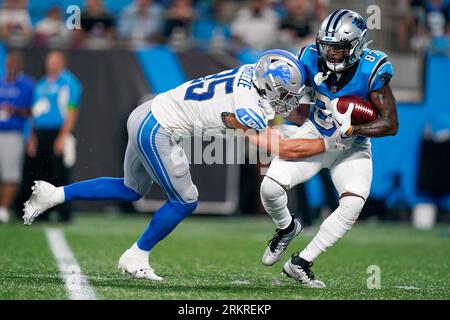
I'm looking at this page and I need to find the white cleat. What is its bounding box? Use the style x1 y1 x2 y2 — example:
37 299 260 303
118 248 163 281
262 218 303 266
23 181 61 225
282 253 326 289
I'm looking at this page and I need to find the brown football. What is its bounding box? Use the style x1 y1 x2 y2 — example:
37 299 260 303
336 95 379 125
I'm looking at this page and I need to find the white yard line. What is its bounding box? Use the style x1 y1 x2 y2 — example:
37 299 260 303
45 228 97 300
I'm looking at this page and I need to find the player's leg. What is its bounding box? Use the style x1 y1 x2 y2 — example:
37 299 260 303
283 148 372 288
260 121 324 266
132 113 198 249
22 106 150 225
118 111 198 280
22 176 144 225
260 157 323 266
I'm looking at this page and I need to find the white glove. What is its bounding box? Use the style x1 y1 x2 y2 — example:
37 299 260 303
323 130 351 152
314 71 331 86
331 98 354 136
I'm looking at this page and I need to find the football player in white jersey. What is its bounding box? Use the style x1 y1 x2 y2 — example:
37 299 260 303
259 11 399 288
22 50 348 281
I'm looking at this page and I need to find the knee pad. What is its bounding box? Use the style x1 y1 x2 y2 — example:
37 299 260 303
171 200 198 218
337 196 365 224
260 177 286 202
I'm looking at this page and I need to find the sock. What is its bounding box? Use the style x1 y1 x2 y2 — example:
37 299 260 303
130 242 150 256
280 217 295 234
260 177 292 229
63 177 142 202
51 188 65 206
137 200 197 251
299 196 365 262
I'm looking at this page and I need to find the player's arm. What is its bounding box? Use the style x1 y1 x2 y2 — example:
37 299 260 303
352 84 399 137
246 126 326 160
224 113 343 160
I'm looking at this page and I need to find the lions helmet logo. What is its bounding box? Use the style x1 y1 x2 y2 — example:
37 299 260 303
263 65 292 84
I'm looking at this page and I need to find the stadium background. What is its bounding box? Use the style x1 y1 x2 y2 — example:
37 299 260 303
0 0 449 302
1 0 448 221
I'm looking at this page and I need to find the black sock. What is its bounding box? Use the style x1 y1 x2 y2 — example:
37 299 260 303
280 216 295 234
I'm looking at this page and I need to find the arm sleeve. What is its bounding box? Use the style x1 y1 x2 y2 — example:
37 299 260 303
369 61 394 92
234 89 269 131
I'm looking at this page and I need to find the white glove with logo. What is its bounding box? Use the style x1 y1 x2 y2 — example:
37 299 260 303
330 98 354 136
314 71 331 86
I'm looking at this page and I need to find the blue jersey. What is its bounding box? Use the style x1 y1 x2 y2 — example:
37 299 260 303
32 69 82 130
0 73 35 132
296 44 394 138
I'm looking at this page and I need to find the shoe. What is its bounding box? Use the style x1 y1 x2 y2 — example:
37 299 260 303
282 253 326 288
262 218 303 266
23 181 63 225
118 248 163 281
0 208 10 223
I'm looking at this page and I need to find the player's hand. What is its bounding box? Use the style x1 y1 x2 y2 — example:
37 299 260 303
331 98 354 136
54 134 66 156
314 71 331 86
323 130 351 152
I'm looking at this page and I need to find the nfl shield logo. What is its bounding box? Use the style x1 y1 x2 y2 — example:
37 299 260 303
330 85 337 93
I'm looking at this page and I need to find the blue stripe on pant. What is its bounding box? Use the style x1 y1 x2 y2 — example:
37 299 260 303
136 112 184 203
135 112 198 251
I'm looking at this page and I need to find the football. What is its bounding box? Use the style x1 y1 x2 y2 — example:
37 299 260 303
336 95 379 125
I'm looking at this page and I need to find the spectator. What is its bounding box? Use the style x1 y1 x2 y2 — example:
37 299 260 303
164 0 197 40
81 0 115 48
230 0 280 50
27 51 82 223
410 0 450 51
0 0 32 47
118 0 165 48
34 6 71 48
212 0 242 25
0 52 34 223
280 0 324 49
413 0 450 36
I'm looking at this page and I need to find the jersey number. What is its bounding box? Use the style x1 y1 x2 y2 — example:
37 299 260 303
184 68 239 102
364 50 380 63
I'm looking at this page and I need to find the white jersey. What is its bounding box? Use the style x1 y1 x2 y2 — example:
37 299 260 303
151 64 274 138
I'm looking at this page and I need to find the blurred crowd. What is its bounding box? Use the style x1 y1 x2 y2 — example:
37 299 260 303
0 0 449 53
0 0 326 51
395 0 450 53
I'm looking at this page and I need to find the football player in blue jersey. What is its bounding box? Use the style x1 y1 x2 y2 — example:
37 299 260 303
22 50 349 281
260 9 399 288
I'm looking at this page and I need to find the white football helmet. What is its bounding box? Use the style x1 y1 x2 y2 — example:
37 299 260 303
253 49 306 117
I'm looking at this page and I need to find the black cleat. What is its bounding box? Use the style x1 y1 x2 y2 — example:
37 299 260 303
262 217 303 266
282 253 326 288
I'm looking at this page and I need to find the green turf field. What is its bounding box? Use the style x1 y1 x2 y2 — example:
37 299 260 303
0 213 449 300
